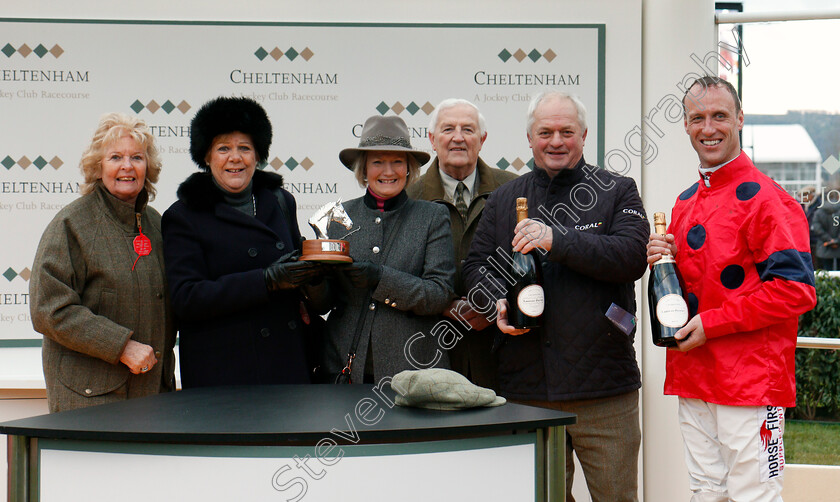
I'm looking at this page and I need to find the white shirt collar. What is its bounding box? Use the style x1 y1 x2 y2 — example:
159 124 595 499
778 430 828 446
439 167 478 205
698 154 739 187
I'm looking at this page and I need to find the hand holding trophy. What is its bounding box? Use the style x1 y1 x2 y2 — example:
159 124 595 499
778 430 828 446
300 199 356 262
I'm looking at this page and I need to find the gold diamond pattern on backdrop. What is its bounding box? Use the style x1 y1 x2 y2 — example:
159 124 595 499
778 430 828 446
543 49 556 62
269 158 284 171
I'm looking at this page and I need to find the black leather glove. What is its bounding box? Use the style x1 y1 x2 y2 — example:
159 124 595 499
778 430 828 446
343 261 382 289
264 259 324 292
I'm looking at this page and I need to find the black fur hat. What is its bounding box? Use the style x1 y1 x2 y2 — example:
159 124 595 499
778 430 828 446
189 96 272 169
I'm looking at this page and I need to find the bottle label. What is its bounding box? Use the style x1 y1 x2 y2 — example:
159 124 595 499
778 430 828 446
656 294 689 328
517 285 545 317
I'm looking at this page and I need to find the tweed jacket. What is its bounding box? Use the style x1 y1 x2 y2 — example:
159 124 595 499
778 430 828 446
321 193 456 383
162 170 311 388
407 157 517 389
30 184 176 413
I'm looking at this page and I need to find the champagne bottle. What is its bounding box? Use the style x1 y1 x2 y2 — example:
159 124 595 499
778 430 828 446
507 197 544 329
648 212 688 347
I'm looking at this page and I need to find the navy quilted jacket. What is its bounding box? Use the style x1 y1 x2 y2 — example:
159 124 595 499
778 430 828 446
463 158 648 401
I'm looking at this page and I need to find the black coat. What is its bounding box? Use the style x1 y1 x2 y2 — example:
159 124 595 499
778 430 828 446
463 159 648 401
162 170 310 388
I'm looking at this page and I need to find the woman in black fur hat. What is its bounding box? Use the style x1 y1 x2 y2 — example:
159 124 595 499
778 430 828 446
162 96 322 388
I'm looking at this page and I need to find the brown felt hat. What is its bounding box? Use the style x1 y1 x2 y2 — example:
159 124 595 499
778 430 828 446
339 116 430 169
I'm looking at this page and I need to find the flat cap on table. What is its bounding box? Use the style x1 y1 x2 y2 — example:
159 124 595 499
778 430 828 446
392 368 506 411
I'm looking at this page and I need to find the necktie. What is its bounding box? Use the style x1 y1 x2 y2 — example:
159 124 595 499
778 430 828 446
454 182 468 220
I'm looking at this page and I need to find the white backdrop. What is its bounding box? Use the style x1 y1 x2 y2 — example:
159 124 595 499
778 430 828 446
1 3 649 500
0 19 604 343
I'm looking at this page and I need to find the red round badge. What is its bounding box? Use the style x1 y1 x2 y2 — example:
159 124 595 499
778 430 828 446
131 233 152 271
134 234 152 256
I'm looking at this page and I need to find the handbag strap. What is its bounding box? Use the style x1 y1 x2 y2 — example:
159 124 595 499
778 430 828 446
338 199 413 382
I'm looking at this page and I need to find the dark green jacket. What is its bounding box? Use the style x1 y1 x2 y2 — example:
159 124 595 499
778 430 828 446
408 157 518 295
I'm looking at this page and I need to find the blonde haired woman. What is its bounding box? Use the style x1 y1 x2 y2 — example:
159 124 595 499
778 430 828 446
30 113 176 412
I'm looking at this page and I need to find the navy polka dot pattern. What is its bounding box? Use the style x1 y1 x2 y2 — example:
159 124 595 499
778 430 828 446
720 264 746 289
736 182 761 201
687 293 698 318
686 225 706 250
679 183 699 200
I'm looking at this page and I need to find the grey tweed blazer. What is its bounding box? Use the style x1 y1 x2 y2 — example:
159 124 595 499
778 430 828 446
322 195 456 383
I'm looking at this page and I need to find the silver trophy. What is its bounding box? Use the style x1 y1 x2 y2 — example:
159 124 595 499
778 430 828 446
301 199 355 262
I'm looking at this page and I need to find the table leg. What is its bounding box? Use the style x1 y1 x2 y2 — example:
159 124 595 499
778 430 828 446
7 435 29 502
545 426 565 501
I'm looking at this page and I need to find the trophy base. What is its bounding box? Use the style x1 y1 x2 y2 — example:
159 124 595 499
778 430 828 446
300 239 353 263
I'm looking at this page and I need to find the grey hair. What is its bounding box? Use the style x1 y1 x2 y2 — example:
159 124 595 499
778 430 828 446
526 90 587 134
428 98 486 137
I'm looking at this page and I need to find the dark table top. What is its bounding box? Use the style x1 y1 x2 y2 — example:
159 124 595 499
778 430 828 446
0 384 575 444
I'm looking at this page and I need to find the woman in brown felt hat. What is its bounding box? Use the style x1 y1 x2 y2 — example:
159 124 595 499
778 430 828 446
313 116 456 384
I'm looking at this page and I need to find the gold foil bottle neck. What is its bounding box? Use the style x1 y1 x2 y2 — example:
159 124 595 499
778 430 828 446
652 212 674 262
653 212 667 236
516 197 528 223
